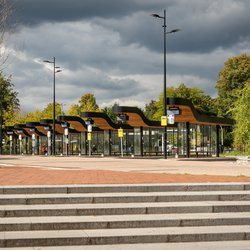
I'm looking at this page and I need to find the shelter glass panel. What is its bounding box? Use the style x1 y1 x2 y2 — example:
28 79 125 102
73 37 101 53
178 123 187 156
134 128 141 156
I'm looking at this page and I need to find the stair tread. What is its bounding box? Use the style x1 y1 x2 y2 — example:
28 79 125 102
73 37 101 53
2 225 250 240
2 190 250 199
1 212 250 224
3 241 250 250
2 200 250 210
1 182 249 195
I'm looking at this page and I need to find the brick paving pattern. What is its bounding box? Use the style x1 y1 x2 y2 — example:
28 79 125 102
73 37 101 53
1 166 250 185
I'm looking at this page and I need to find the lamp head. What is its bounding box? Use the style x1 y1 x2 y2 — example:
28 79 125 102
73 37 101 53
151 13 164 19
43 60 53 63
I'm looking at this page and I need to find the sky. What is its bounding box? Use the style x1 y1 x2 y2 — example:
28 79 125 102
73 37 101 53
2 0 250 113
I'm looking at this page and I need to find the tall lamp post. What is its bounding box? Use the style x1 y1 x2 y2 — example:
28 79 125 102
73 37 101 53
43 57 62 156
151 10 180 159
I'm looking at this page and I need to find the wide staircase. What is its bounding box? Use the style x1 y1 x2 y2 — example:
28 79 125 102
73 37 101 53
1 183 250 249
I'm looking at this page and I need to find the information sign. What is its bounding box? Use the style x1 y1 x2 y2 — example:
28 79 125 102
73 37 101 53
118 128 124 138
161 116 167 126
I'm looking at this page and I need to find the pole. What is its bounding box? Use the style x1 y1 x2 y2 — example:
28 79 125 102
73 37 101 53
120 137 123 158
89 139 91 157
53 57 56 156
163 9 167 159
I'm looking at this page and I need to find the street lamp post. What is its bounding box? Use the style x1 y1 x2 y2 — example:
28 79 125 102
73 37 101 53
151 10 180 159
43 57 62 156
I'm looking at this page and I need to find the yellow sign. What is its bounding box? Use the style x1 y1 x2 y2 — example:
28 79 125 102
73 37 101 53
87 132 92 141
118 128 124 138
161 116 168 126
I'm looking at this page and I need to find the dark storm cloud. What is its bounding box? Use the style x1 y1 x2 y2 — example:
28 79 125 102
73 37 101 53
11 0 250 53
94 0 250 53
12 0 167 25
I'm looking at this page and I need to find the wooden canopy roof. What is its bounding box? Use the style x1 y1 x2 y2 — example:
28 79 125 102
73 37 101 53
113 106 161 128
57 116 88 132
113 98 234 128
167 98 234 126
80 112 133 130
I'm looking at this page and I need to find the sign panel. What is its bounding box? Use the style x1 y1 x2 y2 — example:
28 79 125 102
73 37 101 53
87 132 92 141
168 114 175 124
64 128 69 136
87 124 92 132
161 116 167 126
168 107 180 115
118 128 124 138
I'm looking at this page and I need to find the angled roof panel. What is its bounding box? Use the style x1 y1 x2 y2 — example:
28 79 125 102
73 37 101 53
80 112 133 130
167 98 234 126
113 106 161 128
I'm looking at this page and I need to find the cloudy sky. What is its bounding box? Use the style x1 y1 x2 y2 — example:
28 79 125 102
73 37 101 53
2 0 250 113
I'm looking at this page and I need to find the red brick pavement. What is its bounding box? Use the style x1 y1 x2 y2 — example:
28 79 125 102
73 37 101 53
1 166 250 185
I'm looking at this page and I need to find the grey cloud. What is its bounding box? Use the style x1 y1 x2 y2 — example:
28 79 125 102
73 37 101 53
11 0 250 54
12 0 167 26
95 0 250 53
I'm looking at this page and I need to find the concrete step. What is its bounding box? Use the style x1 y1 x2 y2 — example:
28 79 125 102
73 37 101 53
1 212 250 231
1 183 250 194
1 200 250 217
2 190 250 205
2 241 250 250
1 225 250 247
1 183 250 248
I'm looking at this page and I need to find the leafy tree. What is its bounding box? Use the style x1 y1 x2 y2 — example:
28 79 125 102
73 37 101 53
78 93 100 112
0 74 19 125
216 54 250 118
152 83 216 120
41 102 62 119
66 104 80 116
102 103 119 122
0 74 19 153
231 83 250 155
12 103 63 124
144 100 158 120
13 110 43 124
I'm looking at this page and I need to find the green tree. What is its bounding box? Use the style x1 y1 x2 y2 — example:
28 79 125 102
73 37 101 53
102 103 119 122
78 93 100 112
66 104 80 116
0 74 19 153
12 110 42 124
0 74 19 125
231 83 250 155
144 100 158 120
216 54 250 118
152 83 216 120
41 102 62 119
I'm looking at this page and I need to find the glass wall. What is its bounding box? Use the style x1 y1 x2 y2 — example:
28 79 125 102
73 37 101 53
178 123 187 156
6 123 220 158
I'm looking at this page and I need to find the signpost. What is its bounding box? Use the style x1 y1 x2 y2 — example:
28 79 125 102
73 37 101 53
118 128 124 157
64 127 69 156
32 133 36 155
18 134 22 155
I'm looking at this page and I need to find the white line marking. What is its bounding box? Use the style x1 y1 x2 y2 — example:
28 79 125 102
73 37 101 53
0 163 15 167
